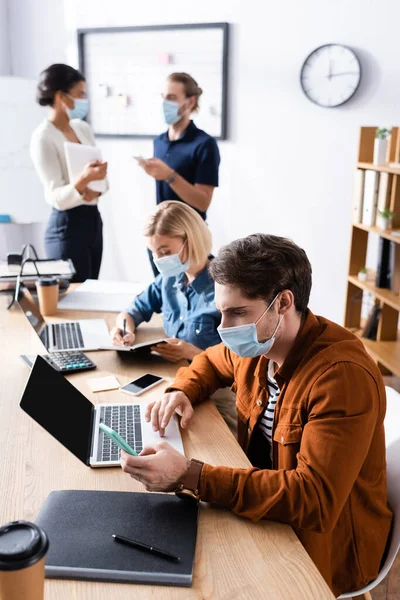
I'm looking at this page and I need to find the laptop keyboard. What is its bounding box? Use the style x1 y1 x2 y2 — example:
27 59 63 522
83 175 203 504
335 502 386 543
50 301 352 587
98 405 143 462
52 322 84 350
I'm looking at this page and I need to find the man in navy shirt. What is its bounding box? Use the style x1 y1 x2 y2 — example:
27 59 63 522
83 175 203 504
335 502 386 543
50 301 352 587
138 73 220 274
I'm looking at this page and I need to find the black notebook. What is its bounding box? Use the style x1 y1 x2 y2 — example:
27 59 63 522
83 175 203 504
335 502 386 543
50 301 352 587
36 490 199 587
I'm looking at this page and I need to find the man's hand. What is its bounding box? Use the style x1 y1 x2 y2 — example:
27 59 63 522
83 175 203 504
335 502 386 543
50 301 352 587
120 442 190 492
152 338 201 362
140 158 174 181
145 391 194 436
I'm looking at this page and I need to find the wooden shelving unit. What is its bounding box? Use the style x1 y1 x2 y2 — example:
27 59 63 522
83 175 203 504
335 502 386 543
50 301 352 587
345 126 400 377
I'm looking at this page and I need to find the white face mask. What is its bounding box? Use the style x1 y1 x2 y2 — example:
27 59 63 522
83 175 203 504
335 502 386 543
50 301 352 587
217 294 283 358
153 242 189 278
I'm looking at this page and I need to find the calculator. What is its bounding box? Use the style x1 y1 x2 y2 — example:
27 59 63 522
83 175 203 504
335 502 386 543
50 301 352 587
20 351 96 374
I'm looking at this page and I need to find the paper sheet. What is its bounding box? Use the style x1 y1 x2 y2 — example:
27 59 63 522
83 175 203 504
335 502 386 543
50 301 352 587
57 279 147 312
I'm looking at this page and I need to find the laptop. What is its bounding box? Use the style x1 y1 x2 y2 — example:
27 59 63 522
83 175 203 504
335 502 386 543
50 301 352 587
18 287 110 352
19 356 184 468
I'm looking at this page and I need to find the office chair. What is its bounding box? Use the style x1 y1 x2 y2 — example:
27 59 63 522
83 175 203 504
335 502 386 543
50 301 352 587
338 386 400 599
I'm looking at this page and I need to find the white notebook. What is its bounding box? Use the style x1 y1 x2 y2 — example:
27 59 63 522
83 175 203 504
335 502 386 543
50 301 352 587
362 170 380 227
352 169 365 224
376 172 391 224
64 142 107 193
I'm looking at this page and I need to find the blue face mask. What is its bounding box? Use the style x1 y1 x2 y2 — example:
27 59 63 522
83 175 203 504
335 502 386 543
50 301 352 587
66 95 89 120
217 294 283 358
153 242 189 278
162 99 184 126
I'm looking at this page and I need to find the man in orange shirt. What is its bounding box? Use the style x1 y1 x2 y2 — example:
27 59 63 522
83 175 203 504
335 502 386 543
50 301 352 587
121 233 392 596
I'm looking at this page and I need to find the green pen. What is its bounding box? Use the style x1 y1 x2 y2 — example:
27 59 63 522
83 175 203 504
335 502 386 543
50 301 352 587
99 423 138 456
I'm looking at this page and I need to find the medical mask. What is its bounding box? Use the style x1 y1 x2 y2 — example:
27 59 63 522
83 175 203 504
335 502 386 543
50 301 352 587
162 99 185 126
153 243 189 278
217 294 283 358
65 95 89 120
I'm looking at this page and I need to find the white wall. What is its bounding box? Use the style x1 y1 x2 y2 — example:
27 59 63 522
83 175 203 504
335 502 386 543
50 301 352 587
7 0 400 324
0 0 11 75
8 0 67 77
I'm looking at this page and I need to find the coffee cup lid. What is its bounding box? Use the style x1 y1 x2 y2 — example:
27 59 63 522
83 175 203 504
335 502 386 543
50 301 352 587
0 521 49 571
36 276 59 287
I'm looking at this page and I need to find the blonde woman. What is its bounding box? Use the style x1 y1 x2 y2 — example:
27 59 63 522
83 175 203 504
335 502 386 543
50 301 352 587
111 201 220 361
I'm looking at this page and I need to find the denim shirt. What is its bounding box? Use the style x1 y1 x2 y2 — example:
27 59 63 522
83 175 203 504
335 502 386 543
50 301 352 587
126 265 221 350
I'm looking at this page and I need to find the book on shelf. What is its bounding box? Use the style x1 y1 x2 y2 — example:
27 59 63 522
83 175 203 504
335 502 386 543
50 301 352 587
375 172 391 225
362 170 380 227
352 169 365 223
376 236 392 289
389 241 400 295
361 304 381 340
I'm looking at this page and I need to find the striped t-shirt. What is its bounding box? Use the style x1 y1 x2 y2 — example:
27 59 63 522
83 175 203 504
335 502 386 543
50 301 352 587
258 364 280 445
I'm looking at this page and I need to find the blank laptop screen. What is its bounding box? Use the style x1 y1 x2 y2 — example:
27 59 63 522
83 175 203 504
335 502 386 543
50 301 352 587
20 356 93 465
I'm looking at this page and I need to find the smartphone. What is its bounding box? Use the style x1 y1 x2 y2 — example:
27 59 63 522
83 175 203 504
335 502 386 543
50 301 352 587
119 373 164 397
133 155 145 162
98 423 138 456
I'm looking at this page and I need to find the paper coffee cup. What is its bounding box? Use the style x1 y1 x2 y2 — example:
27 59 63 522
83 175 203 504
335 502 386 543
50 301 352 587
36 276 59 316
0 520 49 600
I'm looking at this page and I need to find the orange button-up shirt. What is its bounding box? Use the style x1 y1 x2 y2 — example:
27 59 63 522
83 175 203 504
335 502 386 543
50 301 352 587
168 310 393 596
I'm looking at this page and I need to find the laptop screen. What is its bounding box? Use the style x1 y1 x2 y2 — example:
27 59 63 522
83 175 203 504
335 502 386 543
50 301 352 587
20 356 94 465
17 288 46 338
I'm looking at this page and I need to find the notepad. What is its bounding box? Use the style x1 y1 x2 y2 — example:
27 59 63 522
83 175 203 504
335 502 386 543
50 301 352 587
36 490 199 586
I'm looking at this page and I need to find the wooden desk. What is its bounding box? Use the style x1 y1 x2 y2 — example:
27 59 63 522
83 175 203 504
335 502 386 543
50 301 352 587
0 294 335 599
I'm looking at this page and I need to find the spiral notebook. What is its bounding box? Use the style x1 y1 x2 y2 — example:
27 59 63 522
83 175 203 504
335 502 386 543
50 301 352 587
36 490 199 587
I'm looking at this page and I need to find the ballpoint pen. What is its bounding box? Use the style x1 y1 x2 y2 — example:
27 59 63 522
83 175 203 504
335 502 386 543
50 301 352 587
112 534 180 561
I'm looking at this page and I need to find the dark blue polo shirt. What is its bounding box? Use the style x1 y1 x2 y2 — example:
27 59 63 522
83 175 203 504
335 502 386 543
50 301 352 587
153 120 220 220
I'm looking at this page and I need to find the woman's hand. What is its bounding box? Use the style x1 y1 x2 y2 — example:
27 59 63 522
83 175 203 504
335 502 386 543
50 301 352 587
151 338 201 362
82 189 101 202
140 158 174 181
81 160 108 183
110 326 136 347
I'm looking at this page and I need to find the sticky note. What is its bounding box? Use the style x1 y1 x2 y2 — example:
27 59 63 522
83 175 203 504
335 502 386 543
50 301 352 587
88 375 120 393
158 52 173 65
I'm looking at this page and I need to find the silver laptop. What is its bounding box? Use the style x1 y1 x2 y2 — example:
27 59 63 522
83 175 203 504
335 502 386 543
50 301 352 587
19 356 184 468
18 288 110 352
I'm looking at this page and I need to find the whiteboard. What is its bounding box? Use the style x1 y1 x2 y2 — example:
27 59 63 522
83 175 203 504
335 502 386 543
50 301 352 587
78 23 229 139
0 77 49 223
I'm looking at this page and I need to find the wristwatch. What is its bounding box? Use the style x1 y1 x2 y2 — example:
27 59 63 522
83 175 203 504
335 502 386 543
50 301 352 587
165 171 177 185
175 459 204 501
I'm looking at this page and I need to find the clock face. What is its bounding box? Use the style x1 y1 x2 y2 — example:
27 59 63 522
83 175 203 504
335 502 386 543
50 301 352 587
300 44 361 108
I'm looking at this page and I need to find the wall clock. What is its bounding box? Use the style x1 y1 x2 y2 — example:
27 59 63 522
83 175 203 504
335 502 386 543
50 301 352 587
300 44 361 108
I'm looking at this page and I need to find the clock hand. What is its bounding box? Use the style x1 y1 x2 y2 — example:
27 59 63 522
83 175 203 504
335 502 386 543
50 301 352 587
330 71 359 77
328 60 332 80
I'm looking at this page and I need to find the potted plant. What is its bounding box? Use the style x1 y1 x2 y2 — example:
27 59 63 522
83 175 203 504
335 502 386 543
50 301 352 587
373 128 391 165
377 208 396 230
358 267 368 282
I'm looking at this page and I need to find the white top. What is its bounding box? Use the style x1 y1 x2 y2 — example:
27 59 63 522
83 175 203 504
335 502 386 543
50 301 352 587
30 119 107 211
258 362 280 448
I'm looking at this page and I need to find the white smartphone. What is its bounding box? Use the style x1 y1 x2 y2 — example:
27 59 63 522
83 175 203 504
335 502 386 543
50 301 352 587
133 155 145 162
119 373 164 396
